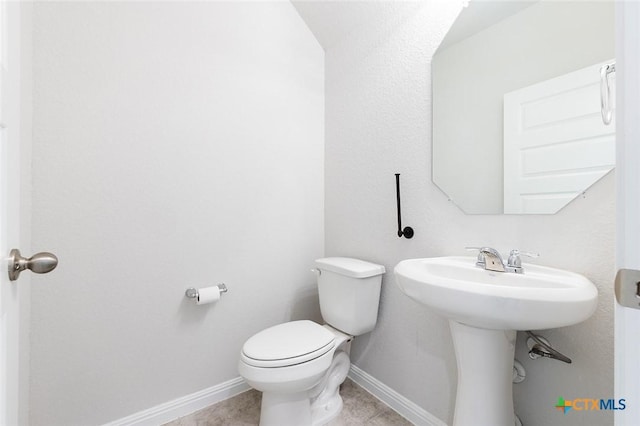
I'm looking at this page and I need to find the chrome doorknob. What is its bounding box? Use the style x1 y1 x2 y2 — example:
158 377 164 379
8 249 58 281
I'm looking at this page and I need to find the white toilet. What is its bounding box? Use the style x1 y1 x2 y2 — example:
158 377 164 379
238 257 385 426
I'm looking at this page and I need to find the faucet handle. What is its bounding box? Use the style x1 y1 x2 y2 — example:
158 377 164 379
465 247 486 266
466 246 500 255
509 249 539 258
507 249 539 268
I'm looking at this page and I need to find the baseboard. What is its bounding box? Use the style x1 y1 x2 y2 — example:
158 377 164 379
104 366 443 426
103 377 250 426
348 365 447 426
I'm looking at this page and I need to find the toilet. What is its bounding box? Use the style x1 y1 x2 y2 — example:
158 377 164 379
238 257 385 426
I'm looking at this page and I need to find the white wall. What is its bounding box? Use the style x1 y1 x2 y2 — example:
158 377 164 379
325 2 614 425
432 1 614 214
29 2 324 424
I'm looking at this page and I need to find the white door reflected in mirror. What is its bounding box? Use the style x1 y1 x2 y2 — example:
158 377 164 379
503 61 615 214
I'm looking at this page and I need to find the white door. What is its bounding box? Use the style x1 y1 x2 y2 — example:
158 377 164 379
0 1 23 425
503 61 616 214
616 2 640 425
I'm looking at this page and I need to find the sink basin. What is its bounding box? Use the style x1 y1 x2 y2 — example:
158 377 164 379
394 256 598 330
394 256 598 426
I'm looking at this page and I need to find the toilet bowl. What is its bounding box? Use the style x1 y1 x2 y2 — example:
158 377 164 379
238 321 352 426
238 257 385 426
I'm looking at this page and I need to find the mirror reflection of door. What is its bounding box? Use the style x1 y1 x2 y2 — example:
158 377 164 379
503 61 615 214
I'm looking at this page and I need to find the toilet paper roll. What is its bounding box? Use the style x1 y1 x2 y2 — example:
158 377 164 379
196 286 221 305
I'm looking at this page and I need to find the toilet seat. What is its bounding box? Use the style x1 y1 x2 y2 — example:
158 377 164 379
241 320 336 368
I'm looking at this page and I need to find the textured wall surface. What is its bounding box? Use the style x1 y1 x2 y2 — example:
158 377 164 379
30 2 324 424
324 2 615 425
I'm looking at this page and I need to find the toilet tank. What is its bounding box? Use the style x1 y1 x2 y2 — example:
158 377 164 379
315 257 385 336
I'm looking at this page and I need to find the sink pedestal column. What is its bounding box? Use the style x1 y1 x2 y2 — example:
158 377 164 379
449 321 516 426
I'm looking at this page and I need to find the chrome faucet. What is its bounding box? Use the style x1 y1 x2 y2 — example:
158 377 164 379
478 247 506 272
466 247 539 274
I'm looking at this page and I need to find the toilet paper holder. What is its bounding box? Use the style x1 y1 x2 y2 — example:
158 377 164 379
185 283 228 299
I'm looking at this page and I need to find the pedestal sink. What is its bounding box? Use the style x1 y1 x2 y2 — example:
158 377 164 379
394 256 598 426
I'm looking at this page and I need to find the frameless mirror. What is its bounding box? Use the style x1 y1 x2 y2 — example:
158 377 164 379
432 1 615 214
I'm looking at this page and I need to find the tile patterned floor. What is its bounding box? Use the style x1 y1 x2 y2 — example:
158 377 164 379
164 379 413 426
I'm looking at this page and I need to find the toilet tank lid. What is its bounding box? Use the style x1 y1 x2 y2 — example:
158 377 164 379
315 257 385 278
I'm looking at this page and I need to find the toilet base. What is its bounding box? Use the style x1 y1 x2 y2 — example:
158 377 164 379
258 350 351 426
260 392 312 426
311 396 343 426
310 351 350 425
